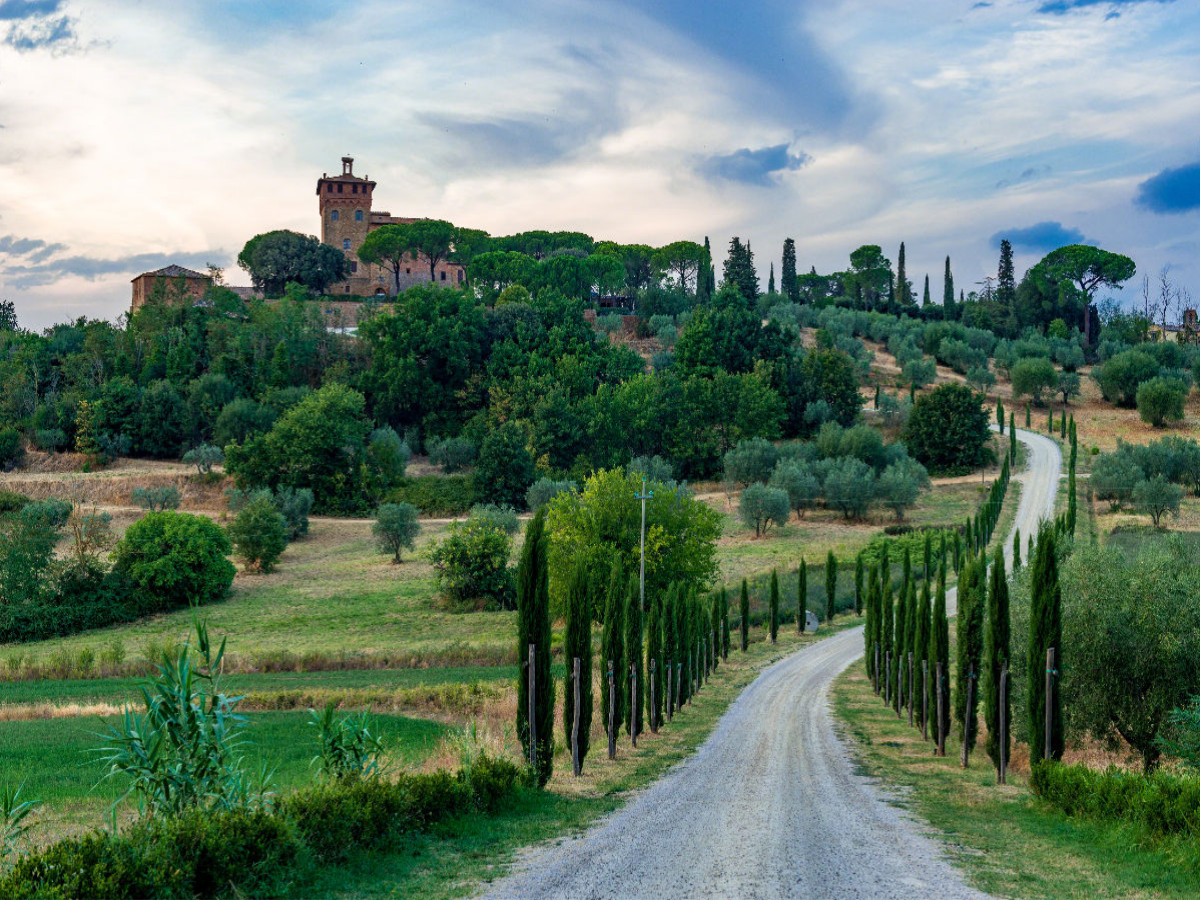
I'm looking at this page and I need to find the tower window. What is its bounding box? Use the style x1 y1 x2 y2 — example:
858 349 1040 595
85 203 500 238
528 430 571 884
355 209 363 221
337 184 343 193
327 184 333 193
343 239 351 250
330 209 339 221
352 184 358 194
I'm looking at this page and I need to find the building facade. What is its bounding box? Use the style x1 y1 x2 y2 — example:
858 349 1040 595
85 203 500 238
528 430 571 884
316 157 465 296
130 265 212 313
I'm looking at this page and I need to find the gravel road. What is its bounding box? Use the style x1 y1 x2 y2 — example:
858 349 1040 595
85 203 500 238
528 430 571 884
482 428 1061 900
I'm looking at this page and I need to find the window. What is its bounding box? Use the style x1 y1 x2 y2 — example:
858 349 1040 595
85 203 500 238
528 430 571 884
440 271 446 281
337 183 343 193
405 267 411 274
344 285 350 293
350 262 358 273
326 184 333 193
378 275 385 283
330 209 339 221
458 270 465 283
343 239 351 250
352 184 358 194
355 209 363 221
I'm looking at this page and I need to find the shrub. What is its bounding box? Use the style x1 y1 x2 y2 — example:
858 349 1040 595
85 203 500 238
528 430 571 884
656 323 677 348
130 485 181 512
469 503 520 534
1094 349 1160 407
1136 376 1187 428
274 486 314 540
429 519 515 609
0 491 29 516
182 442 224 476
373 502 420 563
366 426 411 487
112 511 235 611
526 476 576 511
723 437 780 487
739 483 790 537
822 456 876 520
0 428 22 470
386 474 474 515
310 702 385 781
769 460 820 519
0 808 302 900
427 435 476 473
32 428 67 452
227 497 288 573
1090 451 1142 509
905 382 991 476
628 454 675 485
876 457 931 520
901 357 937 391
213 398 276 448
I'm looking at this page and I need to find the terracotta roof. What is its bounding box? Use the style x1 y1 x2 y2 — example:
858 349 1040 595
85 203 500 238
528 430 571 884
131 264 210 282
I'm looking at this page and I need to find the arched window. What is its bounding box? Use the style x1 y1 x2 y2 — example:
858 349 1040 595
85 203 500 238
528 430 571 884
330 209 339 221
355 209 364 222
343 239 351 250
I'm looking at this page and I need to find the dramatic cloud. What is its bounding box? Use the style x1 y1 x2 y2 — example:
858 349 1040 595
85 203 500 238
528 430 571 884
0 0 63 19
991 222 1088 251
699 145 811 186
0 0 76 52
1135 161 1200 213
1037 0 1173 13
1 248 219 289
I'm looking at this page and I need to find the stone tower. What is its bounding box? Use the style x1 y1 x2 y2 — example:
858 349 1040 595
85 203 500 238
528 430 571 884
316 156 378 295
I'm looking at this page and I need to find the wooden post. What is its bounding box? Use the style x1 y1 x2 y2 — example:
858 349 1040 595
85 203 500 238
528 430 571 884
908 652 914 728
999 662 1008 784
666 658 673 722
607 659 616 760
650 658 658 733
885 650 892 705
922 659 929 741
675 662 682 712
961 672 976 768
936 660 946 757
572 657 581 776
630 662 638 748
1045 647 1056 762
528 643 537 771
874 644 880 695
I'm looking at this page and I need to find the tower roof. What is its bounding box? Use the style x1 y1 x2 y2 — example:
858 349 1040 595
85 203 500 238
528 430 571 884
132 264 209 282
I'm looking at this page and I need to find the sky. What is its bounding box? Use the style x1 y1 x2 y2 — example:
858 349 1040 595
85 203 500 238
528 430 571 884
2 0 1200 328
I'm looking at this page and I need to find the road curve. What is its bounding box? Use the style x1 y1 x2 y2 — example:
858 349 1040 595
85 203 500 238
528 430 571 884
482 428 1061 900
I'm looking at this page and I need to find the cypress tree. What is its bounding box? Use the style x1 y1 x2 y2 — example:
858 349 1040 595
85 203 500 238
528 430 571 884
1012 528 1022 570
1060 408 1067 439
563 559 594 771
931 564 951 747
710 593 721 672
1009 414 1017 462
923 532 932 583
767 263 776 295
1025 402 1031 428
825 551 837 623
1047 406 1053 433
893 575 908 714
678 587 691 706
624 575 643 738
782 237 798 303
897 241 911 307
739 578 749 651
953 531 962 574
923 273 931 307
983 547 1010 774
943 255 955 319
881 574 895 702
516 508 554 785
854 552 864 616
903 577 918 706
723 237 759 302
698 237 714 301
769 569 780 642
600 559 626 744
797 559 807 633
1028 527 1063 764
721 587 730 659
997 399 1005 434
955 555 984 755
864 561 878 680
663 584 679 712
997 239 1016 315
914 573 932 733
647 586 662 731
1067 462 1077 537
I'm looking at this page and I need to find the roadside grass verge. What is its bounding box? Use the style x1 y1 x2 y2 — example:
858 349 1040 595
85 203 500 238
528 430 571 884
832 665 1198 899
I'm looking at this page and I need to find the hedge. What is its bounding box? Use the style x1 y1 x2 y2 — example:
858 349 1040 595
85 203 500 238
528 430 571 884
386 474 474 516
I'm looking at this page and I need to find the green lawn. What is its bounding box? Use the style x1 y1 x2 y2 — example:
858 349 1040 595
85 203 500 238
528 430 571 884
833 665 1198 899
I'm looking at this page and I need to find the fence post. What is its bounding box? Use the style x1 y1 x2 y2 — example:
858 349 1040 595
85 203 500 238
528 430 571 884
999 662 1008 784
675 662 682 712
630 662 638 749
607 659 616 760
1045 647 1056 762
961 671 976 768
908 652 914 728
885 650 892 705
666 659 673 722
936 660 946 757
528 643 537 771
650 658 658 733
922 659 929 741
572 657 581 776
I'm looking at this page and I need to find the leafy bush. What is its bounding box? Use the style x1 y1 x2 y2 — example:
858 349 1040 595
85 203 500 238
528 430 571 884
1158 696 1200 771
1091 451 1142 509
0 427 22 471
473 422 535 508
429 519 515 610
876 457 931 520
182 442 224 475
468 503 520 534
739 483 790 537
0 808 302 900
366 426 411 488
1010 356 1057 405
425 436 476 474
822 456 876 520
32 428 67 452
274 486 314 540
213 398 276 448
769 460 820 519
227 497 288 573
0 491 29 516
373 502 420 563
386 475 474 515
112 511 235 611
1137 376 1187 428
628 454 675 485
905 383 991 476
310 702 385 781
1132 475 1183 527
130 485 181 512
1093 349 1160 407
723 437 779 487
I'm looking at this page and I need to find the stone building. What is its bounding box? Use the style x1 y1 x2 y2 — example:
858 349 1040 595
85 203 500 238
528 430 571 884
317 157 465 296
130 264 212 313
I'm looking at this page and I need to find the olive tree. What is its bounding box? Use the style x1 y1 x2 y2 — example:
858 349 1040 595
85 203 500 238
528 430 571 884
373 502 421 562
1136 377 1187 428
1132 475 1183 527
876 457 930 521
1010 357 1057 406
768 460 820 520
739 484 790 537
823 456 876 520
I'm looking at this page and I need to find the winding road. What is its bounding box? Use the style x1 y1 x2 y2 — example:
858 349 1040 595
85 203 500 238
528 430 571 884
483 428 1061 900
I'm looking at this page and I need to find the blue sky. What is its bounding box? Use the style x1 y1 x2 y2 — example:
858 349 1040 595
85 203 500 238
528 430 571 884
1 0 1199 326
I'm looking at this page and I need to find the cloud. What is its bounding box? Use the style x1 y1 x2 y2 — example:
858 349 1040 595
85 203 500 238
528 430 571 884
1134 161 1200 213
995 164 1053 189
0 0 76 52
0 0 61 19
699 144 811 186
991 221 1088 250
0 234 63 256
1036 0 1172 13
1 247 219 289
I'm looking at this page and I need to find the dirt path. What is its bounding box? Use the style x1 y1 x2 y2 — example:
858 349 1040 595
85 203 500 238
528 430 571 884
481 428 1061 900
